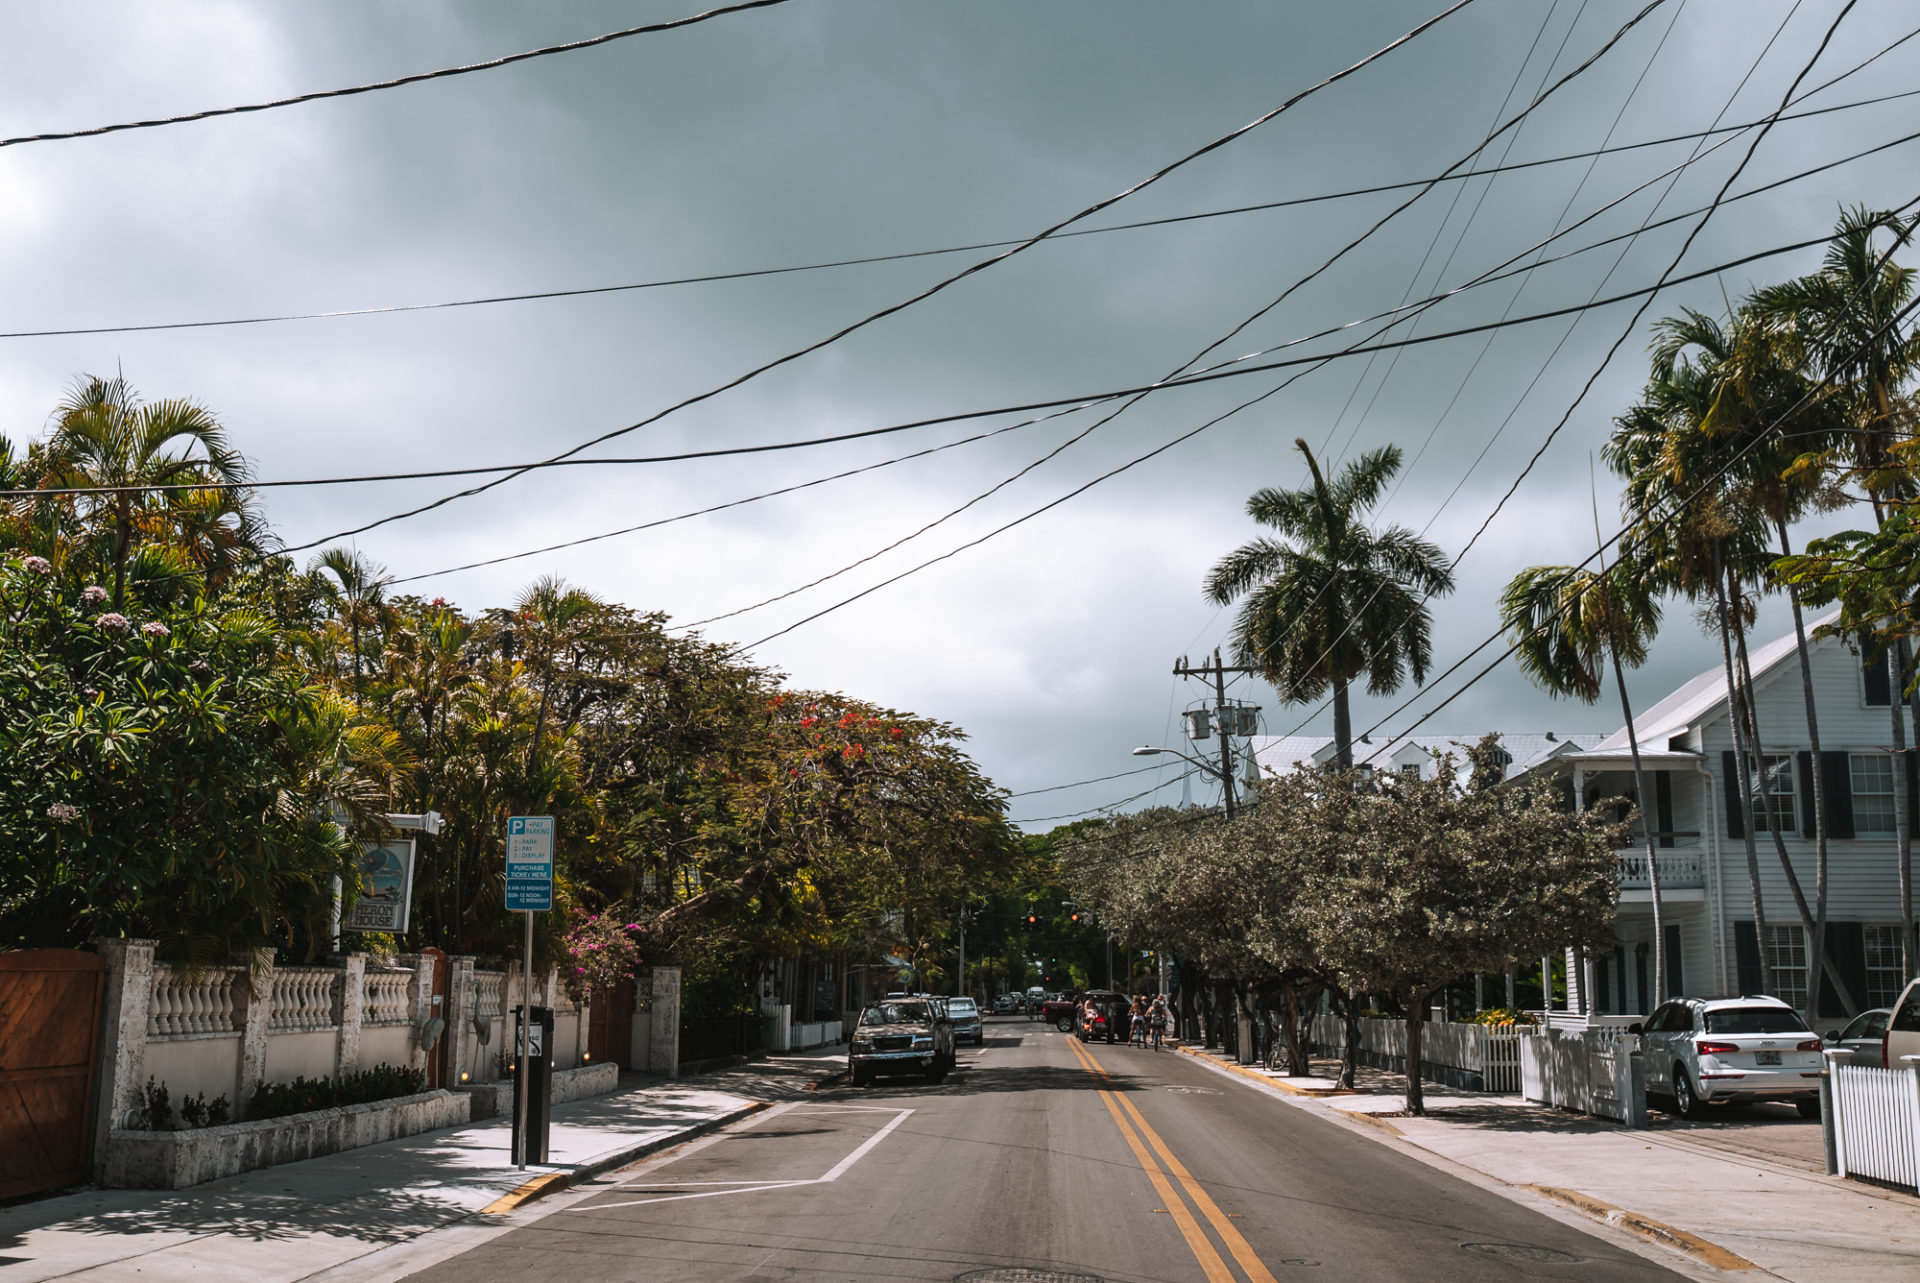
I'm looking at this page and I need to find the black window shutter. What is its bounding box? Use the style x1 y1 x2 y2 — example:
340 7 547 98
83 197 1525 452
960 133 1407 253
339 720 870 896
1594 957 1610 1013
1820 751 1854 840
1820 922 1866 1023
1865 653 1892 706
1734 920 1762 996
1896 745 1912 837
1722 750 1746 839
1655 771 1674 847
1798 751 1817 839
1663 923 1684 999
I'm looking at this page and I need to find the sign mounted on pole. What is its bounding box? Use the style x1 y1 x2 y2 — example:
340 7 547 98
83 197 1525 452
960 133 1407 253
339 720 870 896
344 839 417 933
505 816 553 911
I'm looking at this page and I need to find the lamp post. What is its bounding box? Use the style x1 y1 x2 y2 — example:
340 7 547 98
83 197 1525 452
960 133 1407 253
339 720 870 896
1133 744 1237 819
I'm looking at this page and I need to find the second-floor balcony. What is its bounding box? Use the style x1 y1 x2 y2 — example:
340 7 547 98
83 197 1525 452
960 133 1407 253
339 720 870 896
1615 835 1705 890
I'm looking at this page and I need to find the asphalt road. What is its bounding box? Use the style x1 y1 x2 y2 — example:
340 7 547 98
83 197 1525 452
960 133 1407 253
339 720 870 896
403 1017 1690 1283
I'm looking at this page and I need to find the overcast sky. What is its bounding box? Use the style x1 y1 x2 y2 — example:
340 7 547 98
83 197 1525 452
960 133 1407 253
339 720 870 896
3 1 1914 825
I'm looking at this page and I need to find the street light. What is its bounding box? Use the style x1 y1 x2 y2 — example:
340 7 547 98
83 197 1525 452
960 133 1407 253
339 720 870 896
1132 744 1236 819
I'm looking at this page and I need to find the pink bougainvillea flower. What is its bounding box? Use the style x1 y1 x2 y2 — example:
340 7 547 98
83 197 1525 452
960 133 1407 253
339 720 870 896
141 621 170 638
97 612 130 632
80 586 108 606
23 555 51 575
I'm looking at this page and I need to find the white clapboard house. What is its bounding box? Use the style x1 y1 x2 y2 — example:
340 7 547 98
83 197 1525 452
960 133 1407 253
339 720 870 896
1248 611 1914 1022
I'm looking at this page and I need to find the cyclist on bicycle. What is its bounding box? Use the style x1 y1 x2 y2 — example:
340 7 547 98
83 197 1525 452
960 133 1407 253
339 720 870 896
1148 994 1169 1050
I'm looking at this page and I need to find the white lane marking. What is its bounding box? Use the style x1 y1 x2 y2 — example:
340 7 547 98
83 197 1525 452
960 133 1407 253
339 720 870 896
818 1107 913 1182
579 1107 914 1211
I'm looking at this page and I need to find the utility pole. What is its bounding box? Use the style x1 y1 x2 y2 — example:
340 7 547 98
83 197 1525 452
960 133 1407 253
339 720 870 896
1173 649 1263 820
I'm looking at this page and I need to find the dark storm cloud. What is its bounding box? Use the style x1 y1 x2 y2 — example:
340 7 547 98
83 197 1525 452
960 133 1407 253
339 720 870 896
0 2 1912 819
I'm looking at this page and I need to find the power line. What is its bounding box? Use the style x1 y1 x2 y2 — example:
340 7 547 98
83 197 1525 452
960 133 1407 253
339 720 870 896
1011 771 1198 827
1007 763 1170 799
2 224 1889 509
26 25 1909 343
275 0 1489 555
1273 0 1857 752
0 0 798 151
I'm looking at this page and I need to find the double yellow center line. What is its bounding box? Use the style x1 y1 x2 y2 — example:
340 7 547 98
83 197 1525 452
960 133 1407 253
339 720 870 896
1065 1035 1278 1283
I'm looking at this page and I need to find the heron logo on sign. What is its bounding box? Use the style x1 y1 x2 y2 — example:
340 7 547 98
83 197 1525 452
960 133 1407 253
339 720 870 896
505 816 553 912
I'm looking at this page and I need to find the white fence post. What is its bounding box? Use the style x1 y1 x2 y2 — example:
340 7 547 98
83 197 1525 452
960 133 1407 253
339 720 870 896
1823 1048 1852 1176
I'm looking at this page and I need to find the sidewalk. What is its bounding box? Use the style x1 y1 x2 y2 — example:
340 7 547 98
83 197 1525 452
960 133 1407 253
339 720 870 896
0 1050 844 1283
1177 1044 1920 1281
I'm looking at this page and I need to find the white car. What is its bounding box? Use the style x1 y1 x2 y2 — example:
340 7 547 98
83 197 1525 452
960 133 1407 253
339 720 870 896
1636 995 1824 1119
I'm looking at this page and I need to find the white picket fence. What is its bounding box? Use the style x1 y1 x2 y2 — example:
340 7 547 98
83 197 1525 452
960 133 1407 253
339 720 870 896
1308 1014 1524 1093
1830 1056 1920 1192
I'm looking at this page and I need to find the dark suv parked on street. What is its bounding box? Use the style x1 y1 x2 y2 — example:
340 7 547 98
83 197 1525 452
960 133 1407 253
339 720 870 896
849 998 952 1086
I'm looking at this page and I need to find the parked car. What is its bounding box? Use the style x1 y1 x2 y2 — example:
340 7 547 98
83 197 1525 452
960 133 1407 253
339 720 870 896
1633 995 1824 1118
1075 991 1132 1044
1825 1007 1891 1068
1888 977 1920 1069
948 997 984 1046
992 995 1015 1015
848 998 952 1086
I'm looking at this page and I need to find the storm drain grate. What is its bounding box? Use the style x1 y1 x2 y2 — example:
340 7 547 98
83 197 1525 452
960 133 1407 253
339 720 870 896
1461 1243 1586 1263
956 1270 1107 1283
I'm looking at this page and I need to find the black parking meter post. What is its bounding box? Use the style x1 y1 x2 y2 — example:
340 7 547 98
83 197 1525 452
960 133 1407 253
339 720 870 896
510 1005 558 1165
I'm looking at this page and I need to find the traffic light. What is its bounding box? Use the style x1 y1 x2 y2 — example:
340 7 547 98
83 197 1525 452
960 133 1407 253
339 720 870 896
1023 911 1039 931
1069 910 1083 926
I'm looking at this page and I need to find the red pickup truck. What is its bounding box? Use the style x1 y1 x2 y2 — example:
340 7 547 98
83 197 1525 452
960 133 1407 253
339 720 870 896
1040 992 1082 1032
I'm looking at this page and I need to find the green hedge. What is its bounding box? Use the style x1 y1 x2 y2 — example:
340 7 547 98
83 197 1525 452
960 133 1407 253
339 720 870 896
248 1063 427 1121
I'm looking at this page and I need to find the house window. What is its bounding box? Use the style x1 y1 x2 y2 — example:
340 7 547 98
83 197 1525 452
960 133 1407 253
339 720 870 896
1764 924 1808 1011
1865 925 1907 1007
1749 755 1796 833
1400 764 1420 780
1865 652 1893 706
1851 754 1898 835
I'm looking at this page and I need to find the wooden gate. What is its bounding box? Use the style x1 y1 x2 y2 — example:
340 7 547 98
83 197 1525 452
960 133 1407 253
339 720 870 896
0 949 106 1198
588 977 635 1068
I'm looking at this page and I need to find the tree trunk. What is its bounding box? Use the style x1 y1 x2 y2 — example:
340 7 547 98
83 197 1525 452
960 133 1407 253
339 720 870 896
1404 990 1430 1116
1610 631 1665 1007
1331 676 1355 771
1898 642 1917 981
1731 586 1859 1014
1777 521 1836 1028
1715 556 1774 994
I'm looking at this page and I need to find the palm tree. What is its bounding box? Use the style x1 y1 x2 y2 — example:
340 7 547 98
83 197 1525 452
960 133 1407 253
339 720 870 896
1204 439 1455 769
309 548 392 698
39 375 253 609
1501 558 1669 1003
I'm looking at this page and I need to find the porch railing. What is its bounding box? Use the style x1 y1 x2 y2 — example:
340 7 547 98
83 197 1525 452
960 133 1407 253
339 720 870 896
1615 847 1705 889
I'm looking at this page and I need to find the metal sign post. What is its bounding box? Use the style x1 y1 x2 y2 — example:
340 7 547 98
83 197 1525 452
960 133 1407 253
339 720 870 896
505 816 553 1169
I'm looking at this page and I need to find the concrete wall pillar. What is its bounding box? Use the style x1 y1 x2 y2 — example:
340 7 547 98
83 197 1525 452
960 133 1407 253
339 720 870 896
394 953 437 1071
648 966 681 1078
91 938 156 1169
334 954 366 1077
237 947 276 1116
444 956 477 1086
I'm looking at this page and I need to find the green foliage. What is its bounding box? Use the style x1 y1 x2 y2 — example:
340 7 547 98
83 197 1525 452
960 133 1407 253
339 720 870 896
247 1063 427 1121
0 558 351 956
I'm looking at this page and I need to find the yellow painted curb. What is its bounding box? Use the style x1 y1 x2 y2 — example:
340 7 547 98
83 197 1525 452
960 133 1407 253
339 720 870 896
1331 1108 1405 1138
1523 1184 1758 1271
480 1172 567 1215
1172 1044 1367 1096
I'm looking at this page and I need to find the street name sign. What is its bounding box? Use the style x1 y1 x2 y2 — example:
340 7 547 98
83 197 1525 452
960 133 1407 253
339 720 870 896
505 816 553 911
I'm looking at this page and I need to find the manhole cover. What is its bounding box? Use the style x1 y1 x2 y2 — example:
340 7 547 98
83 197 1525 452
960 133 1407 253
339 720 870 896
956 1271 1106 1283
1461 1243 1586 1264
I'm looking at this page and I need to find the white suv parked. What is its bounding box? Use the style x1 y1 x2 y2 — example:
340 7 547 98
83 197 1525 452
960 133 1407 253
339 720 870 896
1634 995 1824 1118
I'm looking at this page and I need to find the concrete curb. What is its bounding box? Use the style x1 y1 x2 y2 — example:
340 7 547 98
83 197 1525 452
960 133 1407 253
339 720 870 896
1172 1044 1368 1096
1521 1184 1760 1273
480 1100 773 1214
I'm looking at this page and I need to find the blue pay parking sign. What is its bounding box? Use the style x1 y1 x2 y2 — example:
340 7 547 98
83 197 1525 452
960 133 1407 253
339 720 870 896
505 816 553 911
